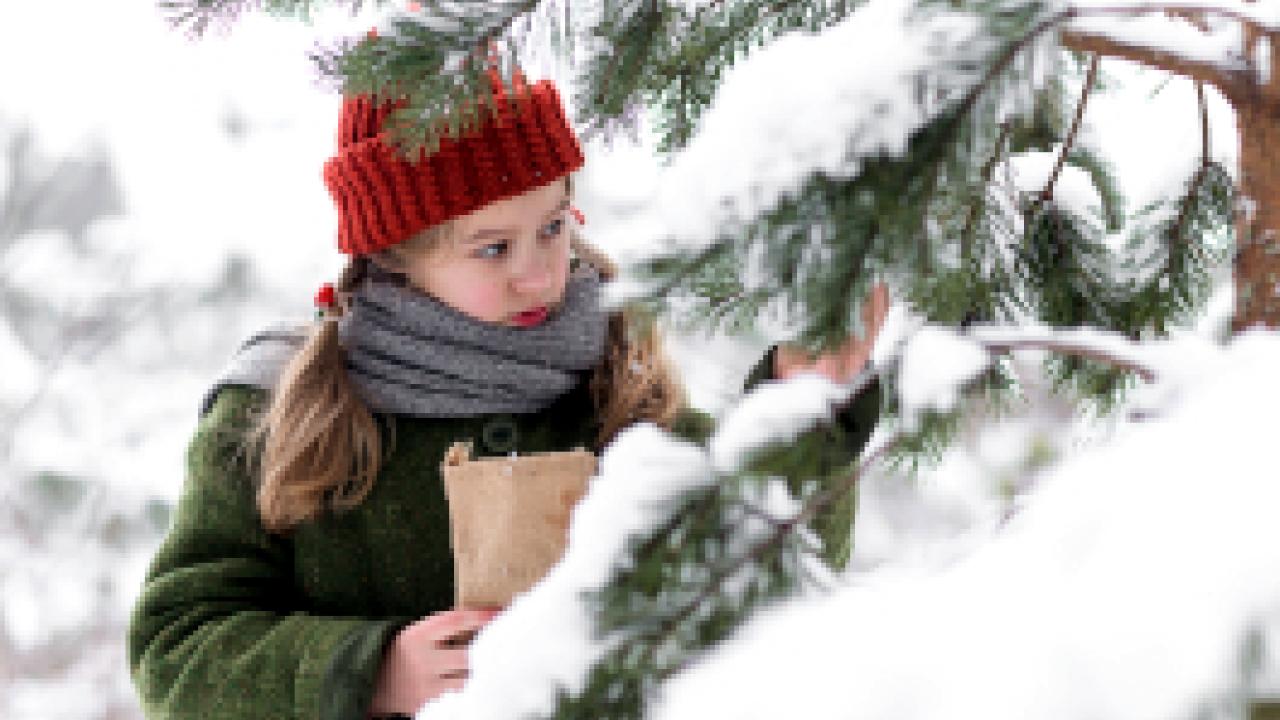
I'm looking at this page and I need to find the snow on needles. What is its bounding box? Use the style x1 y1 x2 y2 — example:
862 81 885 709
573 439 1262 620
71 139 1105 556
652 329 1280 720
897 327 990 418
594 0 995 284
709 374 851 472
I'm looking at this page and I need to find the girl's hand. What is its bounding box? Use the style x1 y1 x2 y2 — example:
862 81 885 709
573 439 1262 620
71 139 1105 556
369 607 501 716
774 283 889 384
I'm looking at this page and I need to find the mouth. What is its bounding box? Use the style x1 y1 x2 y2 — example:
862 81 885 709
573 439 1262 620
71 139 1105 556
509 306 549 328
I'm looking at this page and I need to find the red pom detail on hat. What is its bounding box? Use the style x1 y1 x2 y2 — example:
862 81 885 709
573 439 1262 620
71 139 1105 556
323 69 585 256
315 283 337 309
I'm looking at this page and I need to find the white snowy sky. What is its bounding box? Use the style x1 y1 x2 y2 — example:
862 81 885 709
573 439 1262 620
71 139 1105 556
0 1 358 287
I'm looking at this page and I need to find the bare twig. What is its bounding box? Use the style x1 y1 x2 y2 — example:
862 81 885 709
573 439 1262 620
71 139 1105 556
975 337 1158 382
1197 79 1211 168
1041 53 1101 203
1167 81 1216 246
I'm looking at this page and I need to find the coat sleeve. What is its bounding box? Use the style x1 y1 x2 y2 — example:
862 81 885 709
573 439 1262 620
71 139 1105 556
127 387 409 720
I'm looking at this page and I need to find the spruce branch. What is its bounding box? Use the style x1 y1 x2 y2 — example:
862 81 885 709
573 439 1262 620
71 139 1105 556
159 0 382 37
1058 4 1276 105
961 120 1013 269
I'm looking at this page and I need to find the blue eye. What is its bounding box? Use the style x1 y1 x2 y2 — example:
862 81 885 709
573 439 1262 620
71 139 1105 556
475 241 508 260
538 217 565 240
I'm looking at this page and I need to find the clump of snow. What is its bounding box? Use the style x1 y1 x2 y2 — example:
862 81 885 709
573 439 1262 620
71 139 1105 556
896 327 990 419
1068 8 1248 73
1070 0 1280 30
651 328 1280 720
709 375 850 472
1002 149 1106 221
0 315 40 405
1256 34 1273 86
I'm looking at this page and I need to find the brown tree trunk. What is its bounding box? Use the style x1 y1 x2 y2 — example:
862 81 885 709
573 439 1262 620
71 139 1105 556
1233 26 1280 332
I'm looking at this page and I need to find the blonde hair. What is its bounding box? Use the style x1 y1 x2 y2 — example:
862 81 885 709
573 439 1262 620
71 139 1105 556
250 199 684 533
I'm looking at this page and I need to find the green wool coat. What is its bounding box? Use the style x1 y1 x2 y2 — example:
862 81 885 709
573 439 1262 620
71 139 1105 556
127 358 881 720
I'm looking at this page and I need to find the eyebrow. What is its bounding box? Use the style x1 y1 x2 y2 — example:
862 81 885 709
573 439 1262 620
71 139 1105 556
461 196 571 245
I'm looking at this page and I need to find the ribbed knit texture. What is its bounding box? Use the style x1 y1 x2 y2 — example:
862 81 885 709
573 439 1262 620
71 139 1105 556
322 75 585 256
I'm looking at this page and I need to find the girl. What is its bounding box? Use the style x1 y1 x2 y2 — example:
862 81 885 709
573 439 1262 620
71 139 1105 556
127 69 886 720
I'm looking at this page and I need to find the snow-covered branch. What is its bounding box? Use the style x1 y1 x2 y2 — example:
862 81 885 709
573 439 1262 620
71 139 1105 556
1061 1 1278 103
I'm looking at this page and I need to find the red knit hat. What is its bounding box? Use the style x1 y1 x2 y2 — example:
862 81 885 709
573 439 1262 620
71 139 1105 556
322 70 585 256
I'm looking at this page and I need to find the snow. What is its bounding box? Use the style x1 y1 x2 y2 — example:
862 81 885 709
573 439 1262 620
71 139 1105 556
651 329 1280 720
708 375 850 472
1067 9 1249 73
1069 0 1280 29
0 314 40 405
1257 34 1273 86
1002 149 1106 220
896 327 990 418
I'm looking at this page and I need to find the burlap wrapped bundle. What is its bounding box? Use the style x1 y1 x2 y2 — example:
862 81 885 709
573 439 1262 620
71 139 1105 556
441 442 597 608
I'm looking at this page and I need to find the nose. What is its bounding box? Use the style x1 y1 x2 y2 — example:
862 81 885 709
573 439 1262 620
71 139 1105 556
510 246 553 296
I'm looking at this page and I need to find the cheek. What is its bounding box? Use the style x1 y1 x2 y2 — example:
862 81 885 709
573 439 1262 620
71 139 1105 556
409 261 509 322
441 275 508 321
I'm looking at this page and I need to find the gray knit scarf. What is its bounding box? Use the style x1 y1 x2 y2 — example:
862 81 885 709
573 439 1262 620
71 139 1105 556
202 266 607 418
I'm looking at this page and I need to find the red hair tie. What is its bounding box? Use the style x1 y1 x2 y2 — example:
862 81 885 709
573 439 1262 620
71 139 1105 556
315 283 342 321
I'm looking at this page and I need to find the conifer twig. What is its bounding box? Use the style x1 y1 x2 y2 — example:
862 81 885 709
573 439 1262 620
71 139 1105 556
961 120 1013 267
1040 53 1101 203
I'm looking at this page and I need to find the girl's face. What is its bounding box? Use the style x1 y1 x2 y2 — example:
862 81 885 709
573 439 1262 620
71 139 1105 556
401 180 573 328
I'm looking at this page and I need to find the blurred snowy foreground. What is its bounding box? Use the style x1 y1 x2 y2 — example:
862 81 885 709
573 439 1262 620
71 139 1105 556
423 325 1280 720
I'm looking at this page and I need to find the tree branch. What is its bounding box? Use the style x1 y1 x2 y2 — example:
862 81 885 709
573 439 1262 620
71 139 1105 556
1058 3 1264 104
974 337 1158 382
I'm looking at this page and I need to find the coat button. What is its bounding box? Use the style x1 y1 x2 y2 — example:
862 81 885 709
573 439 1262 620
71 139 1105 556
481 416 518 454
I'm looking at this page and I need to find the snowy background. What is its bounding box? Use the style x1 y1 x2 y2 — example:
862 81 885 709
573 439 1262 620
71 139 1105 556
0 1 1267 719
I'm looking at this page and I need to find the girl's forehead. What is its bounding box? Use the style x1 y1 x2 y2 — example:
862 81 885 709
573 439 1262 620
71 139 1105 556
454 181 570 236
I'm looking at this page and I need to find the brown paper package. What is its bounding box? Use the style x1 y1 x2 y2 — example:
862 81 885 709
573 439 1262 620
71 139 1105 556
441 441 598 609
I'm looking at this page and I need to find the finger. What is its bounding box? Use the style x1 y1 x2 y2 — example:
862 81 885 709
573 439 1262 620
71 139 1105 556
425 609 497 641
435 613 500 647
435 677 467 695
429 647 470 674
